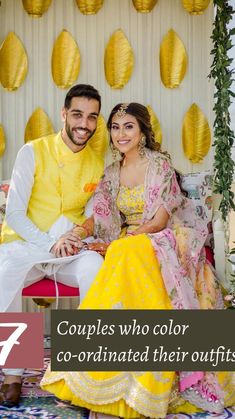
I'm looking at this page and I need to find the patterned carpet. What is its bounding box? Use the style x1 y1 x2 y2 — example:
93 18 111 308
0 400 235 419
0 349 235 418
0 406 235 419
0 398 89 418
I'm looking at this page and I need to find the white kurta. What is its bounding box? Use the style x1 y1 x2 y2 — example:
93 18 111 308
0 144 103 312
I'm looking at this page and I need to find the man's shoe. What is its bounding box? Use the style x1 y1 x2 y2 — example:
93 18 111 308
0 382 22 407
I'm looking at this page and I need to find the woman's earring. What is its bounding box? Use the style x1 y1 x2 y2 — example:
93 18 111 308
138 135 146 158
110 142 119 160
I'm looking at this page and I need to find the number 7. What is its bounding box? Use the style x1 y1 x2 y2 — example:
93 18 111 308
0 323 27 366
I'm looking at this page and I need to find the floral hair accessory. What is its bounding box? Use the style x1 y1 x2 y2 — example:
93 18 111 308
116 103 129 118
83 183 97 192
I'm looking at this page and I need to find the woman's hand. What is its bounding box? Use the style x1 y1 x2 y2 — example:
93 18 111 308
87 242 110 256
50 231 84 257
73 216 94 239
132 206 169 236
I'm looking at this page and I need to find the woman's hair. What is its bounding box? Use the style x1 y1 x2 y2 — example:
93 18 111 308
107 102 161 151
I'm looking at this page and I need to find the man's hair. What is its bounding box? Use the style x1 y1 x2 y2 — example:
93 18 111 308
64 84 101 111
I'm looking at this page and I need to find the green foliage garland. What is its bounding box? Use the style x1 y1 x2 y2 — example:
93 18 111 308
210 0 235 221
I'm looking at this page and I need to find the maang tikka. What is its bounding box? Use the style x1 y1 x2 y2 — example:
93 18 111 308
116 103 129 118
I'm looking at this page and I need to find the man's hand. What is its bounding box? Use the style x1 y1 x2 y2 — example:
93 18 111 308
50 231 84 257
87 242 109 256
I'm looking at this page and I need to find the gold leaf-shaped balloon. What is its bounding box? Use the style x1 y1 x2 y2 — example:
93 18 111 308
0 32 28 91
147 105 162 144
89 114 108 158
52 30 80 89
160 29 187 89
22 0 52 17
75 0 104 14
0 125 6 157
104 29 134 89
182 103 211 163
24 107 54 143
132 0 158 12
182 0 210 14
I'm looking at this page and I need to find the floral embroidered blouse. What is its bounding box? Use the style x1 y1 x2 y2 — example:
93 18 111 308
117 184 144 234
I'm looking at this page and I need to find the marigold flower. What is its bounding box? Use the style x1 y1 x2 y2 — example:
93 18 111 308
83 183 97 192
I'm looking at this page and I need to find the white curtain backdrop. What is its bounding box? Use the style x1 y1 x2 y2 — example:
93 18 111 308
0 0 214 178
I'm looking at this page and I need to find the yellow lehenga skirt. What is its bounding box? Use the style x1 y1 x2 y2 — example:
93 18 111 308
41 234 235 418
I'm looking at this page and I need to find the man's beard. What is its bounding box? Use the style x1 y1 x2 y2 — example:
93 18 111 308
65 121 95 146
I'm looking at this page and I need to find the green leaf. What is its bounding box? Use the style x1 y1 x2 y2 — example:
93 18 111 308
210 0 235 225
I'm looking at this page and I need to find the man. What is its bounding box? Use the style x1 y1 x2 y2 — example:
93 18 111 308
0 84 105 407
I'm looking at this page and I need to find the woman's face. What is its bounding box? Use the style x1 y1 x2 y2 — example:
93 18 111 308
110 113 143 155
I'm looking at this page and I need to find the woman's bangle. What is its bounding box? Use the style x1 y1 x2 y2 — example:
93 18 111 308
80 224 91 237
73 225 87 240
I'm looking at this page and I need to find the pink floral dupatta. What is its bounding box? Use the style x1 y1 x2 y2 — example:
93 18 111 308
93 150 223 412
94 149 207 310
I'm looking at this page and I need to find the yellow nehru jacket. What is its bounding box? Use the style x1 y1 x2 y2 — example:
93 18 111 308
1 132 104 243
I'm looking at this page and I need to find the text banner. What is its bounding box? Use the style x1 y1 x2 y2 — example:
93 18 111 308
51 310 235 371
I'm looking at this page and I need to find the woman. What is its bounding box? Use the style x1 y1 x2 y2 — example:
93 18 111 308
41 103 235 418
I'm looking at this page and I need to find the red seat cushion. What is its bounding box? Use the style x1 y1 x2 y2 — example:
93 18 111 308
22 278 79 297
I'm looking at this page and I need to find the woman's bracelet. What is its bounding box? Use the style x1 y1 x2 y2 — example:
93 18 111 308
80 224 91 237
73 225 87 240
73 224 91 239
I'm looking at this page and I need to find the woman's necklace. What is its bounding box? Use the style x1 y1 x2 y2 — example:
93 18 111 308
122 156 148 168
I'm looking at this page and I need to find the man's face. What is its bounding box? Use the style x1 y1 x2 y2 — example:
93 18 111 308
61 96 100 152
